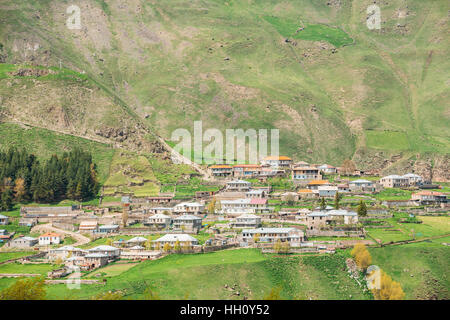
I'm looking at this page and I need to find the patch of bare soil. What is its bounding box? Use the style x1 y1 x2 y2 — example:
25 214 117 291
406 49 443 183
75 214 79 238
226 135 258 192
274 104 310 144
200 73 260 100
9 68 51 77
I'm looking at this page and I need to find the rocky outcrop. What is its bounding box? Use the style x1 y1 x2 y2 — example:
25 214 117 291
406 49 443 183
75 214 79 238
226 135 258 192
353 149 450 182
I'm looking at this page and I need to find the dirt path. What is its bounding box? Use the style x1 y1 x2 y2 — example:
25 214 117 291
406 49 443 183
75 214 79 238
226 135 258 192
31 223 91 247
157 137 212 180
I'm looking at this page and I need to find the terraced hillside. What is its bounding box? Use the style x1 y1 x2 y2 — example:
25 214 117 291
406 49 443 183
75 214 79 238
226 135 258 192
0 0 449 179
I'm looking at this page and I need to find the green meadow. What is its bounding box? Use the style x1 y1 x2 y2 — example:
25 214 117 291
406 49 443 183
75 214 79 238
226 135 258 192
263 16 353 47
369 245 450 300
0 249 370 300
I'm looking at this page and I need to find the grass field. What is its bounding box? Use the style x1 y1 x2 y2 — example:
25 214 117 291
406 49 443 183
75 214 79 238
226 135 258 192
103 151 160 197
0 262 57 275
87 262 139 278
0 252 34 263
0 239 448 299
0 249 369 300
0 217 31 236
374 188 413 201
365 130 411 151
369 245 450 300
263 16 354 47
160 177 220 199
366 215 450 244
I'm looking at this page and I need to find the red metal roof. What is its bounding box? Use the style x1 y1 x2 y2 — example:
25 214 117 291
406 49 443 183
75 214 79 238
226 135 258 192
250 198 267 205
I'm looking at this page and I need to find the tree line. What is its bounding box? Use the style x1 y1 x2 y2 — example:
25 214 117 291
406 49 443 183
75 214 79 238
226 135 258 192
0 148 99 209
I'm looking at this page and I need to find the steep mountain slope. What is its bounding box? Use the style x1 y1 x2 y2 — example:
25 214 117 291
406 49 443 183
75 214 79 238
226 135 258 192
0 0 448 178
0 64 197 195
0 64 165 154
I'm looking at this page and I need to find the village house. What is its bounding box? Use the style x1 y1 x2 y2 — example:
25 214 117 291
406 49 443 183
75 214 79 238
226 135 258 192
226 179 252 192
173 202 205 215
83 253 109 269
153 234 199 247
317 186 338 198
120 250 162 260
209 164 233 178
259 167 285 178
349 179 376 192
0 214 9 225
38 232 61 246
232 164 262 178
143 196 174 204
219 199 252 215
297 189 316 199
220 198 270 215
337 183 350 193
172 214 203 232
379 175 409 188
317 164 337 174
260 156 293 168
245 189 267 199
19 217 37 227
306 210 359 230
146 207 174 215
297 208 312 220
411 191 447 205
306 180 331 190
88 245 121 259
79 220 99 233
241 227 304 244
144 213 172 229
65 256 85 268
97 224 120 234
294 161 310 167
292 167 322 183
0 229 13 242
125 236 148 247
6 236 38 248
231 213 262 228
195 191 215 199
128 196 173 205
403 173 424 186
48 245 87 260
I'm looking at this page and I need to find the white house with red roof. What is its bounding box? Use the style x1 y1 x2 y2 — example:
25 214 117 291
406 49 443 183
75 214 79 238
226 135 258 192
38 232 61 245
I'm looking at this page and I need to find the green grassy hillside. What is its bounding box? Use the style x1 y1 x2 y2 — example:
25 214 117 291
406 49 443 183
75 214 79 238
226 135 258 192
369 245 450 300
0 0 448 168
24 249 371 300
